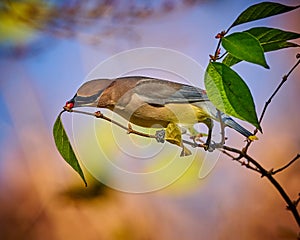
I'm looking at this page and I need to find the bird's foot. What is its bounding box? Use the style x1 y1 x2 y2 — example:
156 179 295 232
204 141 224 152
204 141 216 152
155 129 165 143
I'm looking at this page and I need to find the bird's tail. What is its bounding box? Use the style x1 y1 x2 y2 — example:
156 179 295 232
222 117 258 141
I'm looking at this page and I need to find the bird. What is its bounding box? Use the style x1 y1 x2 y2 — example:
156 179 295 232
64 76 257 156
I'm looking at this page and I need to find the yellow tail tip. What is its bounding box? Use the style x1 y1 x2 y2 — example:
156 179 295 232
248 135 259 141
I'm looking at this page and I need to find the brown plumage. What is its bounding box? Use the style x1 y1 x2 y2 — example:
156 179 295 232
66 76 256 155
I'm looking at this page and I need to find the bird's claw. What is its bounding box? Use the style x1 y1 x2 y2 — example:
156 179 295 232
155 129 165 143
204 141 224 152
204 141 216 152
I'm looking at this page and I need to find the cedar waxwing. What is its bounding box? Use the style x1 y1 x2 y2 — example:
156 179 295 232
65 76 256 155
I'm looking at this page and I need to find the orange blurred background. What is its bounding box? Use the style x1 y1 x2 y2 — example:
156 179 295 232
0 1 299 239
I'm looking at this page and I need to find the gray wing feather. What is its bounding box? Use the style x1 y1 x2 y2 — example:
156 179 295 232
134 78 209 105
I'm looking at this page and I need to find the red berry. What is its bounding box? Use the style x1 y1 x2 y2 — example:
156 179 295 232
215 33 221 39
65 101 74 109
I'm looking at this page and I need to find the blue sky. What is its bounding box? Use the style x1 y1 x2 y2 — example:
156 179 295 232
0 1 299 237
1 0 300 186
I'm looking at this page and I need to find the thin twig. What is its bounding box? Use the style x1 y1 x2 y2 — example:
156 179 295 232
293 193 300 208
243 55 300 154
210 30 227 61
67 108 157 139
213 38 222 60
217 51 228 60
272 154 300 175
222 145 300 227
64 102 300 227
67 107 219 151
219 148 235 159
234 157 261 173
182 139 206 149
67 107 209 148
259 57 300 125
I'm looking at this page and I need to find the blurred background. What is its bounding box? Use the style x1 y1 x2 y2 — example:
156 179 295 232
0 0 299 239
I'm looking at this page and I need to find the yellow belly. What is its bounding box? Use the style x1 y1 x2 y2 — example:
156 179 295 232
114 103 211 128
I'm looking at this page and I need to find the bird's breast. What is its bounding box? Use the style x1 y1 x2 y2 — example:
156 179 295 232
113 100 211 128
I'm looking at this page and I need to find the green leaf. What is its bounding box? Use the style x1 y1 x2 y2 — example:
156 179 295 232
53 112 87 187
229 2 300 30
245 27 300 52
222 54 242 67
204 62 260 130
262 41 299 52
222 32 269 68
223 27 300 67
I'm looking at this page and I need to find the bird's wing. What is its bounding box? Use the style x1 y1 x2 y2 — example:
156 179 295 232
133 78 209 106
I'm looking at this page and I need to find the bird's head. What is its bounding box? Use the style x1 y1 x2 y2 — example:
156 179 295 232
64 79 112 110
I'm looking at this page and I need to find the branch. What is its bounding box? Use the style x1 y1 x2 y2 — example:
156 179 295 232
259 55 300 126
222 145 300 227
217 51 228 60
68 108 209 150
66 108 158 139
65 106 300 227
293 193 300 209
271 154 300 175
68 108 262 176
233 157 261 173
243 54 300 154
209 30 226 61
